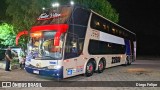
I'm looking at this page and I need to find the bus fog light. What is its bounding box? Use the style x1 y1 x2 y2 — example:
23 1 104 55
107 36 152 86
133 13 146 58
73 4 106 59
25 61 30 66
48 65 61 69
55 65 61 69
48 65 55 69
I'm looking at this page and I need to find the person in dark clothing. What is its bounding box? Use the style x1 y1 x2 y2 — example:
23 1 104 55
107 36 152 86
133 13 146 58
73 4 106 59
5 46 12 71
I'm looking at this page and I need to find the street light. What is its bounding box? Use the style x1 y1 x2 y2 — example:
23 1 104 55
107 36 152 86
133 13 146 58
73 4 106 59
52 2 60 7
42 7 45 10
70 1 74 5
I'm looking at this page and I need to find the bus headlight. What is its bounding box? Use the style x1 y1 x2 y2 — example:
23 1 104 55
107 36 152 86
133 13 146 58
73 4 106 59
25 61 30 66
47 65 61 69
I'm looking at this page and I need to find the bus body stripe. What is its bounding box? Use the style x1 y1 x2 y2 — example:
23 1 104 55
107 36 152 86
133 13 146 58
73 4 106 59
99 32 125 45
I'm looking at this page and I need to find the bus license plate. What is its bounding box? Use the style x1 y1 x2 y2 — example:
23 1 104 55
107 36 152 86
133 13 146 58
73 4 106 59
33 70 39 74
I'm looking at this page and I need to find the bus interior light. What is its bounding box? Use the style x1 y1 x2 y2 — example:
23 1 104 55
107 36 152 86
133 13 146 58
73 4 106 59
30 32 42 37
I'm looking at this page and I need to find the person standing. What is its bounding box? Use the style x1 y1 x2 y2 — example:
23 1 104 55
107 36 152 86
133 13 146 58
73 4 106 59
5 46 12 71
19 48 26 69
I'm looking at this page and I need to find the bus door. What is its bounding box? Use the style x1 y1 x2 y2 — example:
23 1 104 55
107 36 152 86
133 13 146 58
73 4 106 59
63 33 79 78
125 39 131 55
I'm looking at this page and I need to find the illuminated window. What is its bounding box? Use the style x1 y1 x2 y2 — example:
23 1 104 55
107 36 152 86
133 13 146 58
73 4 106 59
103 24 106 29
112 28 116 34
122 32 125 37
115 29 118 34
96 21 100 26
119 30 122 35
103 24 109 31
107 25 109 30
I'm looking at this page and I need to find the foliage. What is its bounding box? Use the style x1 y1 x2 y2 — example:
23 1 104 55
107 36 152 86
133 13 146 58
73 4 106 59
75 0 119 23
6 0 51 48
5 0 119 48
0 23 16 47
6 0 119 31
11 57 19 65
6 0 52 31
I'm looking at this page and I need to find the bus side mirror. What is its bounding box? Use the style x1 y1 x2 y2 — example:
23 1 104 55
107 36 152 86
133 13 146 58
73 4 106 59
16 30 28 45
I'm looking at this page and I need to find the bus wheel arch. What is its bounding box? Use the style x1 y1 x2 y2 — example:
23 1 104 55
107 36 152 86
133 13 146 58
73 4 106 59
85 58 96 77
98 57 106 73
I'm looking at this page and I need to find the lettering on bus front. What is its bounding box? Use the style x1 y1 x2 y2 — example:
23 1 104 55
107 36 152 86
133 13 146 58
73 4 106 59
38 12 61 20
35 6 72 25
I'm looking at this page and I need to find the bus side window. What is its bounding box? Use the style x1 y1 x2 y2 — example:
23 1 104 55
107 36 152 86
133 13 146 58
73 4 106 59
65 34 79 59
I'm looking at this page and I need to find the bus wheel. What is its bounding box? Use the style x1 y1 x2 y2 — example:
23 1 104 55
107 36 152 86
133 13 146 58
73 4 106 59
127 56 131 65
98 60 105 73
85 61 94 77
125 56 131 66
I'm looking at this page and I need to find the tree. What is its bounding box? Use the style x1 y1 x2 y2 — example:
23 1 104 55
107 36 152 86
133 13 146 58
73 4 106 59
0 23 16 47
5 0 119 48
6 0 53 48
75 0 119 22
6 0 51 31
6 0 118 31
0 0 8 23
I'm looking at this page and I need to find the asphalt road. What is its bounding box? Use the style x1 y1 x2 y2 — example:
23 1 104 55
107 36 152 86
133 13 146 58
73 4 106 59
0 60 160 90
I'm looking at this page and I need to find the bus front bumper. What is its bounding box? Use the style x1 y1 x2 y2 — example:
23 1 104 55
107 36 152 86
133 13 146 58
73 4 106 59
25 66 63 79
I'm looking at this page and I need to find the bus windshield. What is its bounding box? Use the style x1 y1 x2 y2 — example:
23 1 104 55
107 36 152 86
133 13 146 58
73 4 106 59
28 31 64 60
35 6 72 25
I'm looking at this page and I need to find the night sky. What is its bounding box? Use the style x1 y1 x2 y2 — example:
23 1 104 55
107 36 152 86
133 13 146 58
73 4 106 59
108 0 160 56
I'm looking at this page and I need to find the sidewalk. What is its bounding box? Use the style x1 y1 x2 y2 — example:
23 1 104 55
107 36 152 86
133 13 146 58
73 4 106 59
0 60 5 69
0 60 19 70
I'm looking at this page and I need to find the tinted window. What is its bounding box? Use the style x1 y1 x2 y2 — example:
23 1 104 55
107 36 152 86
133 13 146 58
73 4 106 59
88 40 126 55
70 8 90 26
66 25 87 58
91 14 110 33
91 13 136 41
64 34 79 59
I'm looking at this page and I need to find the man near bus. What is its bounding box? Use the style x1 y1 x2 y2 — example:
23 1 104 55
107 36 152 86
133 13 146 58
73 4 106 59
5 46 12 71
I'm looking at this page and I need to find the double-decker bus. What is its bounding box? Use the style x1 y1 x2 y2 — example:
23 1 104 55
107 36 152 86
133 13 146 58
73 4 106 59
16 5 136 79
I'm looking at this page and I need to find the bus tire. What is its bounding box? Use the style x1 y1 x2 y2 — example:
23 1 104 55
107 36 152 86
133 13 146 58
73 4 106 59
127 56 132 65
85 61 95 77
125 56 131 66
124 57 129 66
128 60 131 65
124 60 128 66
98 59 106 73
